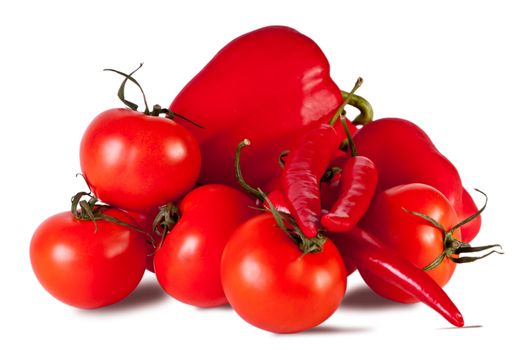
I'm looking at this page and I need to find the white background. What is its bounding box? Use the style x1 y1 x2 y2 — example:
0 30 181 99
1 0 525 348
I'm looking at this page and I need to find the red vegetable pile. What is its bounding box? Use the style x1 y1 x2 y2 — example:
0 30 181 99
30 26 502 333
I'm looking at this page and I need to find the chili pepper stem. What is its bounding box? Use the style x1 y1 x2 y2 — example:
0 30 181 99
340 115 358 157
329 77 374 126
329 77 364 126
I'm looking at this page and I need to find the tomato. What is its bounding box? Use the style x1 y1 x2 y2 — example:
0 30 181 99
154 184 256 308
125 209 159 273
30 208 147 309
221 214 347 333
358 183 461 303
80 108 201 213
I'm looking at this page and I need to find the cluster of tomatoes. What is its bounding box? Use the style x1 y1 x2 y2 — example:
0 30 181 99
30 26 500 334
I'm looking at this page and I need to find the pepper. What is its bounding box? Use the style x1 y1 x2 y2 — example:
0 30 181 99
321 155 377 232
170 26 371 191
278 79 372 238
353 118 480 241
169 26 341 190
345 226 464 327
280 123 339 238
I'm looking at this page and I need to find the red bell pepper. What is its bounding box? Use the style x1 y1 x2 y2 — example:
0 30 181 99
170 26 366 191
353 118 480 241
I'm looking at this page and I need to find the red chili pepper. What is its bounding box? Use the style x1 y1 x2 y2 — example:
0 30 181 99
265 189 291 215
345 226 464 327
280 124 339 238
321 155 377 232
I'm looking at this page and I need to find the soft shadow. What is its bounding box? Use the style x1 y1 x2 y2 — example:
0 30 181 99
276 325 370 336
194 303 232 312
80 278 168 314
303 325 370 334
340 285 412 310
437 325 483 330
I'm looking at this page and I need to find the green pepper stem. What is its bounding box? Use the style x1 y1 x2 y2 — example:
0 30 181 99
329 77 364 126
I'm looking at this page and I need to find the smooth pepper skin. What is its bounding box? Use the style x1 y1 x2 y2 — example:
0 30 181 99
353 118 463 209
169 26 342 190
458 188 482 243
352 118 482 239
321 155 378 232
346 227 464 327
280 124 339 238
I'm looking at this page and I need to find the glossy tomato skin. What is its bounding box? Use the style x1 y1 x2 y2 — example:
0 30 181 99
359 183 461 303
154 185 256 308
30 209 147 309
80 108 201 213
221 214 347 333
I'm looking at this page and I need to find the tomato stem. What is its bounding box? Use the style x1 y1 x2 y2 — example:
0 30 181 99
152 202 180 253
70 191 148 238
402 190 503 270
104 64 204 128
104 63 150 114
235 139 264 200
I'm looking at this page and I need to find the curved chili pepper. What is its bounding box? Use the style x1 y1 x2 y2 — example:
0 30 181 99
345 226 464 327
280 123 339 238
265 189 291 215
321 156 377 232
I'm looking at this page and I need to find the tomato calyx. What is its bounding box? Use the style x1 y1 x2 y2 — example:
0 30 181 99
260 188 327 254
70 191 149 238
104 63 203 128
151 202 180 253
403 189 503 271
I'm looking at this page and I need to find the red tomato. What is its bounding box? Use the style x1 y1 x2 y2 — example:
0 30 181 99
154 184 256 308
80 108 201 213
125 209 159 273
359 183 461 303
221 214 347 333
30 208 147 308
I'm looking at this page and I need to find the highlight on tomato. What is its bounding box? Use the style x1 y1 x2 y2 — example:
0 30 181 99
221 211 347 333
154 184 257 308
358 183 502 303
80 64 201 213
